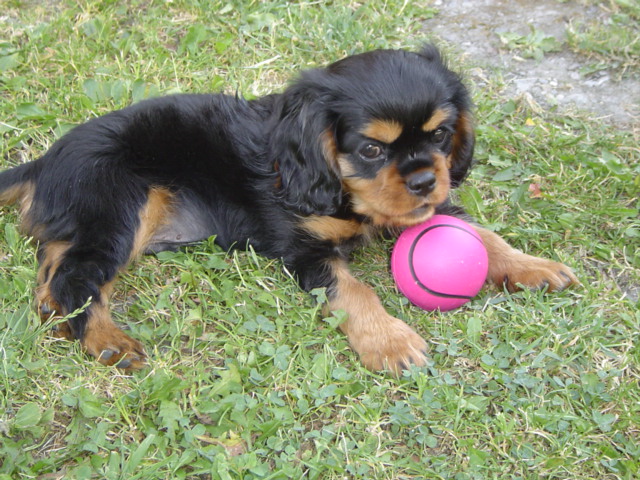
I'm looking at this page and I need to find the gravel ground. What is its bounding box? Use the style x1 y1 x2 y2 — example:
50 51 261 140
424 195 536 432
424 0 639 129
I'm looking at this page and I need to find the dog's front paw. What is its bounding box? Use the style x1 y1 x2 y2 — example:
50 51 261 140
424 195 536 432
499 254 578 292
475 227 579 294
349 315 428 376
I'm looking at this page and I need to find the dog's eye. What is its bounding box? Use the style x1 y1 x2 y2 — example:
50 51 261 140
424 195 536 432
432 128 450 145
359 144 384 160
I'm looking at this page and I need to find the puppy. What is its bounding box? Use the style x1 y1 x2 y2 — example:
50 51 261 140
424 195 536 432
0 46 577 374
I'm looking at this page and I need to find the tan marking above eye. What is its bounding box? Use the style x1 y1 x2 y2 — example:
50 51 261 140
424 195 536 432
361 119 403 144
422 108 453 133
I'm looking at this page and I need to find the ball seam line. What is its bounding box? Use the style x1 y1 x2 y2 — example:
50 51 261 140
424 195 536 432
407 223 484 300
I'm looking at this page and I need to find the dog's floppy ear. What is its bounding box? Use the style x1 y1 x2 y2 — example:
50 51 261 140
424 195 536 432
449 110 475 187
269 75 342 216
417 43 444 63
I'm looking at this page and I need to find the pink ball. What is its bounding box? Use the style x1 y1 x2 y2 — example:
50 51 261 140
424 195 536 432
391 215 488 311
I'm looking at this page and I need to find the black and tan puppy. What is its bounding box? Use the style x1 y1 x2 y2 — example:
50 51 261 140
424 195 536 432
0 46 577 374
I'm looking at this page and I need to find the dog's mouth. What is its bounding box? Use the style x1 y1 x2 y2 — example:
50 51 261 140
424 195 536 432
408 203 433 216
394 202 436 225
356 200 436 227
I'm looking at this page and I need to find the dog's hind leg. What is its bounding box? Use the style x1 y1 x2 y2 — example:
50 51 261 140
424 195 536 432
35 187 174 370
35 239 147 369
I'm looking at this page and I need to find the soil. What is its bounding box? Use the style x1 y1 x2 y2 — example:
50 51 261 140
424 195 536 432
424 0 639 129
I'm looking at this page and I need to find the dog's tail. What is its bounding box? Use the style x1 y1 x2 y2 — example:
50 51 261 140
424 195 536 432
0 161 38 207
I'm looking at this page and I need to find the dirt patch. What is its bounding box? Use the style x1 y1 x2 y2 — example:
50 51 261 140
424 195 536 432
425 0 639 128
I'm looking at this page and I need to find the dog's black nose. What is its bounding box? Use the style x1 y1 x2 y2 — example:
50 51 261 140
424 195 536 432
406 171 436 197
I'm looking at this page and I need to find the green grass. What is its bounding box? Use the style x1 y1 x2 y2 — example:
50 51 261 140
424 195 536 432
496 0 639 78
1 0 639 479
567 0 640 78
498 27 562 61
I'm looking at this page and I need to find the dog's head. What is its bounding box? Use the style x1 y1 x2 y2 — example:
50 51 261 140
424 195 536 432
271 46 474 226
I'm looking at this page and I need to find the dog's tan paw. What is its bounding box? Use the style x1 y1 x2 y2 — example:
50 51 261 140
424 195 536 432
475 227 579 294
498 254 579 293
349 315 428 376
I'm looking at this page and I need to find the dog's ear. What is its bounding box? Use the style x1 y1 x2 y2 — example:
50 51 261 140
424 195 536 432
449 110 475 187
269 77 342 216
417 43 444 63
